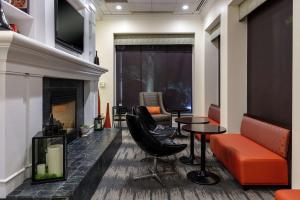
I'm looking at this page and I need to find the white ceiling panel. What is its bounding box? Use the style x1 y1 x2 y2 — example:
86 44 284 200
130 3 152 12
98 0 208 15
152 3 177 11
151 0 178 3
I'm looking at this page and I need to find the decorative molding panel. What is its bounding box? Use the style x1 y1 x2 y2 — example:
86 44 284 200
114 34 195 45
0 32 108 81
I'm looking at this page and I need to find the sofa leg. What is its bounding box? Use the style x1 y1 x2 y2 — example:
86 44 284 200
242 185 249 191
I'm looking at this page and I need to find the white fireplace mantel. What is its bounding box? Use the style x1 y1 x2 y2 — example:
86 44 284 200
0 31 107 198
0 31 108 80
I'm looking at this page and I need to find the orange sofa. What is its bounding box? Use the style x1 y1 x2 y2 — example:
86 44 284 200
195 104 220 141
210 115 290 186
275 190 300 200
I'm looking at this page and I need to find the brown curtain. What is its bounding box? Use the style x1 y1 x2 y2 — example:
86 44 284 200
247 0 292 128
116 45 192 110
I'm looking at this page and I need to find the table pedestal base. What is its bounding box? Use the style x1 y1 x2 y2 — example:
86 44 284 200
187 170 220 185
179 156 201 165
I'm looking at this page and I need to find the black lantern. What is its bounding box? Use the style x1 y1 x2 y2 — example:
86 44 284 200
94 116 104 131
32 132 67 184
43 113 65 136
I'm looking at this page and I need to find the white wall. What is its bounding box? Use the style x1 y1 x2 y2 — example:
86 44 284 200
96 15 205 116
292 0 300 189
204 33 219 112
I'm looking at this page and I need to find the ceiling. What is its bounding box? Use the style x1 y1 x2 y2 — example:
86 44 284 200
96 0 208 15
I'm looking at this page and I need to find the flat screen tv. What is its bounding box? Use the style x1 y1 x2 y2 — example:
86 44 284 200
55 0 84 54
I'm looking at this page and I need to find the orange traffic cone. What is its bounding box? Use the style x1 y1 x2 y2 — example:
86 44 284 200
104 102 111 128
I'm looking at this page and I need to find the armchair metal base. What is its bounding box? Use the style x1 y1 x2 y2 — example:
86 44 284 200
140 156 175 165
134 157 176 187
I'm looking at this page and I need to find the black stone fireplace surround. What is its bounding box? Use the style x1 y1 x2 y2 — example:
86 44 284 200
43 77 84 143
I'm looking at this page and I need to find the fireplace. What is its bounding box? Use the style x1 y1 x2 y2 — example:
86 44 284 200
43 78 84 143
52 100 76 133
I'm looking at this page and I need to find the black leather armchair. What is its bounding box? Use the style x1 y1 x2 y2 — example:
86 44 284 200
136 106 176 140
126 114 187 186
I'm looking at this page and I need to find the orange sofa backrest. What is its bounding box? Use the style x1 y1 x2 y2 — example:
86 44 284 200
208 104 220 123
240 116 290 158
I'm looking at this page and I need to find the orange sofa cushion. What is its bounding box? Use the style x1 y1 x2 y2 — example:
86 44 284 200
146 106 161 114
241 116 290 158
275 190 300 200
210 134 288 185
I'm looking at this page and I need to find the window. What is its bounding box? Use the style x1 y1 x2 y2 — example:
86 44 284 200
247 0 292 128
116 45 193 110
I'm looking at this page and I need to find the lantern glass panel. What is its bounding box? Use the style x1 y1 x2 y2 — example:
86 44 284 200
32 133 66 184
94 116 104 131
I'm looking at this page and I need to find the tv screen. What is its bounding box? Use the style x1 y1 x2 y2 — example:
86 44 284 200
55 0 84 53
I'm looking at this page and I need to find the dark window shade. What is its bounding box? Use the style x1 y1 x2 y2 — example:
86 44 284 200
247 0 292 129
116 45 193 110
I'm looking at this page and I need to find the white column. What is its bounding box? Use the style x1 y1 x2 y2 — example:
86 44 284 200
84 80 98 127
25 76 43 177
93 80 98 118
0 73 43 198
0 73 6 197
292 0 300 189
220 5 247 132
0 73 27 198
193 22 206 116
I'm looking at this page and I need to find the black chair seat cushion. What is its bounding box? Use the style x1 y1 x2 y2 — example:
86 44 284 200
126 114 186 157
152 126 176 138
136 106 175 139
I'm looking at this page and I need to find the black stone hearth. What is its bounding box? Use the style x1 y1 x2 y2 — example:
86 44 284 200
7 129 122 200
43 78 84 143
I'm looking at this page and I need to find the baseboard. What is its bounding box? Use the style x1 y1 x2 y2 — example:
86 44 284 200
0 165 32 199
0 171 25 199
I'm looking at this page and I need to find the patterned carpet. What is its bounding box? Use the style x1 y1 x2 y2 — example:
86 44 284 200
91 129 275 200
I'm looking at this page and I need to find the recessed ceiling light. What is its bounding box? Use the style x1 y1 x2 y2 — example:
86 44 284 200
182 5 189 10
116 5 122 10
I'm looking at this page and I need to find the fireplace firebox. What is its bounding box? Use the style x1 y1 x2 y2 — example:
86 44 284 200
43 78 84 143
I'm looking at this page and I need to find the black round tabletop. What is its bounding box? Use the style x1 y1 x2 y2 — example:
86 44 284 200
175 117 209 124
167 108 190 113
182 124 226 134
